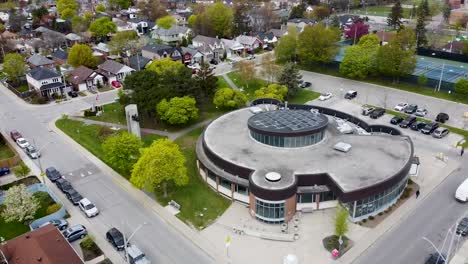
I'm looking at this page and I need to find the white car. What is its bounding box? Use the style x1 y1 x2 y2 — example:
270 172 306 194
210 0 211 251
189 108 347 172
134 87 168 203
78 198 99 218
394 103 409 112
16 138 30 148
415 108 428 117
318 92 333 101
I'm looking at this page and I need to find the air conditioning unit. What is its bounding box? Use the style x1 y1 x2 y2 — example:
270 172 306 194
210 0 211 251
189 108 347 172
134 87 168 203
334 142 352 153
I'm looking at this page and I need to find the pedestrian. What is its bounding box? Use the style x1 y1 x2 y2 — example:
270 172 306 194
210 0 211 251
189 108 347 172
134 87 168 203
461 148 465 157
416 189 420 198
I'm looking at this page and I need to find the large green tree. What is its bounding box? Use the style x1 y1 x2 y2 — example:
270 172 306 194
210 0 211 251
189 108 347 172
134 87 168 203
289 4 305 19
68 44 96 68
109 0 132 10
275 27 298 63
89 17 117 39
340 34 380 79
254 84 288 101
205 2 233 38
146 58 186 75
278 62 302 96
96 4 106 13
131 138 188 197
194 62 218 98
61 8 76 20
387 0 403 29
455 79 468 95
3 53 26 85
297 23 340 64
1 184 39 224
102 132 143 176
57 0 78 17
71 15 90 33
232 0 251 35
156 15 176 29
108 30 139 55
415 3 428 47
213 87 247 109
156 96 199 125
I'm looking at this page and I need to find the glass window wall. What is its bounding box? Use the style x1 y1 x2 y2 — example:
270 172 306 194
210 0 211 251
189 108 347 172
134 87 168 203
255 199 285 224
250 130 324 148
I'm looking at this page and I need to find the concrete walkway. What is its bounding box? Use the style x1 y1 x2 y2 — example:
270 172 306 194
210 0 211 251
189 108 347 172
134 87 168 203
221 74 240 90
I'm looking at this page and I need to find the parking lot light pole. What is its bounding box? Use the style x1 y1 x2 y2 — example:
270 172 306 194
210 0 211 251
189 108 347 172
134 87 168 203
34 139 54 184
123 222 148 263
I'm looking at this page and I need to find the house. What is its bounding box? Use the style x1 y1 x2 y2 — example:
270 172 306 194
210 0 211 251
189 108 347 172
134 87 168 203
127 55 152 71
93 42 111 58
441 40 466 54
141 43 183 61
287 18 317 32
26 67 65 97
181 46 204 64
338 15 360 28
65 33 83 45
221 38 244 58
51 49 68 65
0 225 83 264
129 18 155 35
191 35 225 62
267 28 287 39
27 54 55 69
234 35 263 52
68 66 105 92
96 60 135 85
257 31 278 47
113 18 134 32
151 25 191 43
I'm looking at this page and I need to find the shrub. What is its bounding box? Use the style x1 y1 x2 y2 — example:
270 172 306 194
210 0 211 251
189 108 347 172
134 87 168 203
80 235 95 250
417 74 427 86
362 219 367 223
30 93 48 104
378 212 383 216
369 216 375 220
402 187 412 199
33 191 54 206
98 126 114 139
13 162 31 177
84 109 97 117
46 203 61 214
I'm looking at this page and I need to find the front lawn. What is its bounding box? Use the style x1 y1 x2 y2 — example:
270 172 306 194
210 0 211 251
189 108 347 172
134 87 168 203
87 103 127 125
227 72 267 100
289 89 321 104
216 76 230 89
351 6 411 18
0 143 15 159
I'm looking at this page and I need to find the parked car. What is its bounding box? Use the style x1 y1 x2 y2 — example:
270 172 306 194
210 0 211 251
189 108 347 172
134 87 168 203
300 82 311 88
10 130 22 141
0 167 10 176
56 178 73 193
455 177 468 203
106 227 126 250
62 225 87 242
66 188 83 205
68 91 78 98
78 198 99 217
209 59 218 65
399 116 417 128
432 127 449 138
394 103 408 112
361 105 375 116
126 244 151 264
344 90 357 99
404 104 418 114
390 116 404 125
25 145 40 159
410 121 426 131
247 55 256 60
456 217 468 236
415 108 428 117
111 81 122 88
369 108 385 119
39 219 69 230
421 122 439 135
45 167 62 182
436 113 449 123
425 253 446 264
16 138 30 149
318 92 333 101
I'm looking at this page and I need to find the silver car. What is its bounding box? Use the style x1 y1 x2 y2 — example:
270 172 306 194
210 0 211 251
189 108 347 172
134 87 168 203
432 127 449 138
25 145 41 159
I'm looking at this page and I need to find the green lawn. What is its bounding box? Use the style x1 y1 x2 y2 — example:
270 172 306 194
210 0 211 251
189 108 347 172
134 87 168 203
227 72 267 100
351 6 411 18
88 103 127 125
216 76 230 89
288 89 321 104
0 143 15 159
152 127 230 229
16 85 30 93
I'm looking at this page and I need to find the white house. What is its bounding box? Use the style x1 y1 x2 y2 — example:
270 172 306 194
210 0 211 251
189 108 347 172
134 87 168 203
234 35 263 51
129 18 154 35
96 60 135 85
113 18 134 32
26 67 65 97
151 25 191 43
68 66 105 92
192 35 225 62
221 38 244 58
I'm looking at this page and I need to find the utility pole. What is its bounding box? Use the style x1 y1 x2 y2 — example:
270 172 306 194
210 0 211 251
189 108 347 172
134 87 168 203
437 63 445 92
123 222 147 263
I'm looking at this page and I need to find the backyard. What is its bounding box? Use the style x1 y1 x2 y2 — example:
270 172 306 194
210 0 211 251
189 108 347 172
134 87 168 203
0 143 15 159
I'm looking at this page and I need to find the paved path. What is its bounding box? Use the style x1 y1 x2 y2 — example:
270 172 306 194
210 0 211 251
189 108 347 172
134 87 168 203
221 74 239 90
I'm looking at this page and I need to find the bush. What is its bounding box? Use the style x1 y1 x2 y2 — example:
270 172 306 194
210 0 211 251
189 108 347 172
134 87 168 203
46 203 61 215
417 74 427 86
402 187 412 199
84 109 97 117
13 162 31 177
30 93 48 104
33 191 54 206
455 79 468 95
80 235 95 250
369 216 375 220
378 212 383 216
362 219 367 223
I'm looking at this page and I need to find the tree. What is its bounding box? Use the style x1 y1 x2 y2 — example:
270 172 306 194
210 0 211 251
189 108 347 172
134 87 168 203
213 87 247 109
463 40 468 55
32 7 49 23
194 62 218 98
89 17 117 40
156 96 199 125
157 15 176 29
260 53 280 83
109 0 132 10
8 13 26 33
278 63 301 96
312 6 330 20
3 53 25 85
415 5 427 48
1 184 39 224
235 60 256 88
275 26 298 63
340 34 380 79
71 15 90 33
409 4 417 19
297 23 341 64
13 162 30 177
61 8 76 20
417 74 428 86
205 2 233 38
102 132 143 175
289 4 305 19
250 3 278 33
137 0 168 21
420 0 430 18
334 205 349 238
254 84 288 101
442 3 451 23
387 1 403 29
96 4 106 13
57 0 78 15
68 44 96 68
330 15 340 28
108 30 139 55
42 30 67 51
131 138 188 197
146 58 186 75
455 79 468 95
232 0 252 35
344 20 369 43
187 15 197 28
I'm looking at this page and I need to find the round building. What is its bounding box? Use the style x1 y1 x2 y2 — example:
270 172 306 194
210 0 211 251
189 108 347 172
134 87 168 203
196 101 414 223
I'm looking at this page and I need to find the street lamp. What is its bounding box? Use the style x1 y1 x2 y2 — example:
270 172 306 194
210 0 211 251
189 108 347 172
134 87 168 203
123 222 148 263
33 139 54 184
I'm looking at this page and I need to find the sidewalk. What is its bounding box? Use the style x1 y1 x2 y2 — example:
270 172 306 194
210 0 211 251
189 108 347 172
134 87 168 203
222 74 239 90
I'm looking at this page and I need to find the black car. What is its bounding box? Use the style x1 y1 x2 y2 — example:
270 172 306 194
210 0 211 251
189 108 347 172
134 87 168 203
421 122 439 135
410 121 426 131
369 108 385 119
344 90 357 99
56 178 73 193
106 227 126 250
390 116 404 125
436 113 449 123
45 167 62 182
66 188 83 205
456 217 468 236
209 59 218 65
300 82 312 88
68 91 78 98
425 253 446 264
404 104 418 114
399 116 417 128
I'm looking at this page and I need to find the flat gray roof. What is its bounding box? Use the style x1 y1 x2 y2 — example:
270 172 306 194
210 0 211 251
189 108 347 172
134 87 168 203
203 108 413 193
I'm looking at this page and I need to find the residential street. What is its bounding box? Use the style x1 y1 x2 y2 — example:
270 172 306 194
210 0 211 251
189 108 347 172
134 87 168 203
0 87 215 264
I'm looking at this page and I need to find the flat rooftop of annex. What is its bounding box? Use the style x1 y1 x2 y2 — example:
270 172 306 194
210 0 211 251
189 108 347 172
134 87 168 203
203 107 413 193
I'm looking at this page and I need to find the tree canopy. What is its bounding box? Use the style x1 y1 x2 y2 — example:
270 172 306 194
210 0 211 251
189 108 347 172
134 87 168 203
108 30 139 55
278 62 301 96
415 0 428 47
157 15 176 29
57 0 78 17
109 0 132 10
297 23 340 64
234 60 256 88
260 52 280 84
194 62 218 98
455 79 468 95
335 204 349 238
137 0 168 21
344 20 369 43
255 84 288 101
195 2 233 38
102 132 143 176
275 27 298 63
71 15 90 33
1 184 39 224
3 53 26 85
340 34 380 79
68 44 96 68
89 17 117 38
146 58 186 75
156 96 199 125
213 87 247 109
96 4 106 13
387 1 403 29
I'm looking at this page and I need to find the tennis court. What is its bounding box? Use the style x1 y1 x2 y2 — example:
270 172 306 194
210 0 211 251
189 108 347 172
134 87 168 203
415 56 468 83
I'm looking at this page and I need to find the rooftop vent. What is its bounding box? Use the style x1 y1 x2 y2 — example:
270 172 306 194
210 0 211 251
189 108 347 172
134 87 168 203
334 142 352 153
265 172 281 182
250 106 263 114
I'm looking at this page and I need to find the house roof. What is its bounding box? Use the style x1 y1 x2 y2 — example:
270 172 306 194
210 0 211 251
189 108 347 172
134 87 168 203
152 25 190 37
221 39 244 50
27 54 54 66
68 66 94 85
28 67 61 80
98 60 132 74
52 49 68 60
287 18 317 24
40 81 64 91
257 31 275 41
235 35 261 46
128 55 151 70
267 28 287 38
34 26 50 33
0 225 83 264
66 33 82 41
441 41 465 53
181 46 199 56
192 35 222 47
95 42 110 53
142 43 174 55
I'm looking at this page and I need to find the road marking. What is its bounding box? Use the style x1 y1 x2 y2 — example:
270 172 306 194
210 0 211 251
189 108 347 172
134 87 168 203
80 173 85 177
88 171 92 175
69 173 73 176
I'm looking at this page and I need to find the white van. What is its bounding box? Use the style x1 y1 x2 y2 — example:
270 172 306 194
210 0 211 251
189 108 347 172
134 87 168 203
455 178 468 202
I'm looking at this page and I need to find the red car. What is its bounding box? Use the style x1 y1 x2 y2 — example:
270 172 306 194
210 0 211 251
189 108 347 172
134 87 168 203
10 130 22 141
111 81 122 88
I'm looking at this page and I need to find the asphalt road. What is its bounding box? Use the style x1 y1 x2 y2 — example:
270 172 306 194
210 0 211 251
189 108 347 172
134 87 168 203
354 163 468 264
0 87 213 264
